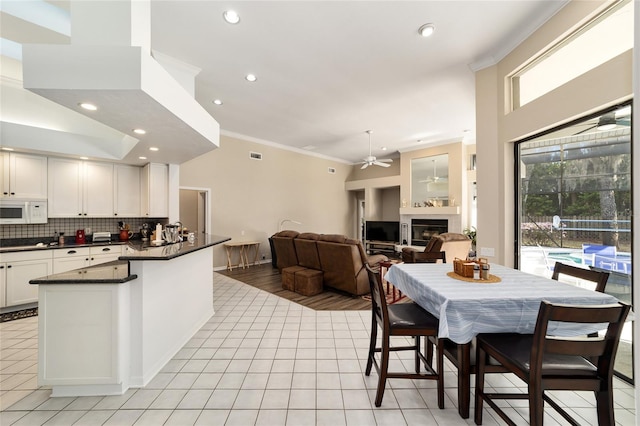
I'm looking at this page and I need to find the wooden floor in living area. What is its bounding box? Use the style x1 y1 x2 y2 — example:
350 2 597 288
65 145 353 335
217 263 370 311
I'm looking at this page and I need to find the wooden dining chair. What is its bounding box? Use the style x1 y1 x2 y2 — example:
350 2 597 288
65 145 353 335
551 261 610 292
364 264 444 408
474 300 630 426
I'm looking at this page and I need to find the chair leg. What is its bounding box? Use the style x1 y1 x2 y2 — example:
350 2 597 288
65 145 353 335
425 336 434 366
415 336 421 373
595 387 615 426
375 335 390 407
474 344 486 425
458 342 471 419
365 316 377 376
437 338 444 409
528 383 544 426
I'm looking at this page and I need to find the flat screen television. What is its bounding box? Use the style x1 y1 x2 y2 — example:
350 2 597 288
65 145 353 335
365 221 400 243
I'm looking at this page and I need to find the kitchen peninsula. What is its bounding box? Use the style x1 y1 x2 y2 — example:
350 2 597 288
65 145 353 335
30 234 230 397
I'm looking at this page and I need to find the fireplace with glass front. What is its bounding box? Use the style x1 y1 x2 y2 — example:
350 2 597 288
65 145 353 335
410 219 448 246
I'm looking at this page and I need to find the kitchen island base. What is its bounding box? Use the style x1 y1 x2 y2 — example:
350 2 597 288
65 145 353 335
34 239 226 397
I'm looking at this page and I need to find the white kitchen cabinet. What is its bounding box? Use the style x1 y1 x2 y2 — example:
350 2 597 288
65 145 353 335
53 245 123 274
90 245 122 264
0 152 48 199
140 163 168 218
84 162 114 217
48 158 114 217
52 247 92 274
114 165 141 217
0 250 52 308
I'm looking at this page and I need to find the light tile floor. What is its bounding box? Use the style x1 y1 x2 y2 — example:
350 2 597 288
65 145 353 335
0 273 635 425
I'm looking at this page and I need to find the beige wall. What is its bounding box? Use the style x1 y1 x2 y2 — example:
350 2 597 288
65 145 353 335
180 134 354 269
475 0 633 266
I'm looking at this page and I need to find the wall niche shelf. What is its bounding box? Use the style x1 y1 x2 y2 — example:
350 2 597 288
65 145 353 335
400 206 460 215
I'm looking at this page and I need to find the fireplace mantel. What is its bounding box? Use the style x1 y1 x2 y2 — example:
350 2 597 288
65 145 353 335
400 206 460 215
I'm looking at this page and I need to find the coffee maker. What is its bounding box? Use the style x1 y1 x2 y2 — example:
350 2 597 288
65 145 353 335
75 229 86 244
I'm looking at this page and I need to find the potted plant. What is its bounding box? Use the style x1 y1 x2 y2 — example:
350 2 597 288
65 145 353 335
463 226 477 257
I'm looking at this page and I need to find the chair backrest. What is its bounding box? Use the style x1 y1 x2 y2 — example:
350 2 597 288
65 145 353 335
365 263 389 327
415 251 446 264
530 301 630 381
551 261 609 293
424 233 471 262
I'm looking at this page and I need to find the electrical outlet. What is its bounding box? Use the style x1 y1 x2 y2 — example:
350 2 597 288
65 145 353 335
479 247 495 257
241 230 245 236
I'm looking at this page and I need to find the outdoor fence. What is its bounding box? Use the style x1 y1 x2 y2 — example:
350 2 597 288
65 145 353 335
522 215 631 248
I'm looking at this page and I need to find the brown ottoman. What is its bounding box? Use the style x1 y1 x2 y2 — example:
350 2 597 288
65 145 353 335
295 269 323 296
282 266 306 291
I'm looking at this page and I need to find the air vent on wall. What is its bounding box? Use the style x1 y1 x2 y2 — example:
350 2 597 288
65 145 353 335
328 167 336 174
250 152 262 160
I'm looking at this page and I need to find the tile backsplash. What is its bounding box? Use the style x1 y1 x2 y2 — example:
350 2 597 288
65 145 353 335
1 217 168 241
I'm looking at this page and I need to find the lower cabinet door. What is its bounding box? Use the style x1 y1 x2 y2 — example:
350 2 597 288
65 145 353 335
6 258 52 306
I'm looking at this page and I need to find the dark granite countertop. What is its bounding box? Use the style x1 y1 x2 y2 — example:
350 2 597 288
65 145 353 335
0 239 127 253
26 235 230 284
120 234 230 260
30 261 136 285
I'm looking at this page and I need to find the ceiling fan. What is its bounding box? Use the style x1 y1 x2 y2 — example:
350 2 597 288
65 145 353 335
420 159 448 183
359 130 393 169
574 111 632 135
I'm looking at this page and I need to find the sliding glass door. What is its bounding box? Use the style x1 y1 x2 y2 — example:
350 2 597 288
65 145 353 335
516 103 633 383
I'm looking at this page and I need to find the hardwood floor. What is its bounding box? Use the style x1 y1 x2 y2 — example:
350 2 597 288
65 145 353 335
217 263 371 310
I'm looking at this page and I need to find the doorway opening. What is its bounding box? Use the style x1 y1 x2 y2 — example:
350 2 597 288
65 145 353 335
179 187 211 237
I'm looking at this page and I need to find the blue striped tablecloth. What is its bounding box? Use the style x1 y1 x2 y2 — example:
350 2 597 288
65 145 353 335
384 263 619 344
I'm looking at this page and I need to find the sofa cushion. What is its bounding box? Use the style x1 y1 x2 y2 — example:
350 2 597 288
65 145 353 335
272 231 300 271
294 233 322 270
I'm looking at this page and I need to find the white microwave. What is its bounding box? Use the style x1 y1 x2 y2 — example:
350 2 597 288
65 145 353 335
0 199 48 224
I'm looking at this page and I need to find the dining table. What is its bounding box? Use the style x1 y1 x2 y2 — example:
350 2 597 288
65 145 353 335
384 262 619 419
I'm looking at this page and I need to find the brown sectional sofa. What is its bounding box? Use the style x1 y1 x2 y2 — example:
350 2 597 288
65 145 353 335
270 231 388 296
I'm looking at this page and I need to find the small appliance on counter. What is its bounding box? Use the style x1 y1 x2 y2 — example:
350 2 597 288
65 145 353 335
75 229 86 244
140 223 150 241
92 231 112 243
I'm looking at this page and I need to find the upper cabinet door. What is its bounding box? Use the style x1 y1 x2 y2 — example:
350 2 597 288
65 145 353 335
83 161 114 217
1 152 47 198
48 158 83 217
141 163 168 218
114 164 141 217
48 158 114 217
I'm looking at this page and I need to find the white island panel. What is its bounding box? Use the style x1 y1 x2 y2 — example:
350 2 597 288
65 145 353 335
129 245 214 387
38 283 129 396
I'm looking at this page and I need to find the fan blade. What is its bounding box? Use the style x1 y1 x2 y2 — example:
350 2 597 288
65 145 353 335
360 163 369 169
373 161 390 168
378 159 393 163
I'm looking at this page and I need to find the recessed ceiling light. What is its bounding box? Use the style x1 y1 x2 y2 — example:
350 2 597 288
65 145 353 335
213 99 223 106
139 156 147 160
133 128 146 135
149 147 159 152
245 74 257 82
381 147 387 151
223 10 240 24
79 102 97 111
418 23 435 37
